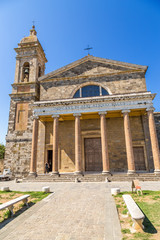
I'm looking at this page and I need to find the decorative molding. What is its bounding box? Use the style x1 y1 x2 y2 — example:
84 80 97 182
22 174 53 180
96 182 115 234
73 113 81 117
40 69 144 83
31 115 39 120
146 107 155 112
52 114 60 118
33 92 155 108
98 111 107 115
39 55 147 82
33 99 153 117
31 92 154 117
122 109 131 114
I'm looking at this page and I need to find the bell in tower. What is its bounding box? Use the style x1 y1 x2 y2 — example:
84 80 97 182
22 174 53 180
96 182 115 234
22 62 30 82
14 25 47 84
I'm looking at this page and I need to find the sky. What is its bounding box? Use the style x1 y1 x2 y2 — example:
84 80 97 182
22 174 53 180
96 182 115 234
0 0 160 144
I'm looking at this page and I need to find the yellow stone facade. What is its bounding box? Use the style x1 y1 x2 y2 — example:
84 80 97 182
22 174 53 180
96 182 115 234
4 26 160 177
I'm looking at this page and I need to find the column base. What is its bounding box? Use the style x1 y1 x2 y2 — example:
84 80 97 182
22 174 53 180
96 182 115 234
154 170 160 175
28 172 37 178
127 170 136 175
51 171 59 176
102 171 111 176
74 171 83 175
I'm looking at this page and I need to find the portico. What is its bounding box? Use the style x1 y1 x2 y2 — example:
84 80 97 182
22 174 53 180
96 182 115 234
29 91 160 176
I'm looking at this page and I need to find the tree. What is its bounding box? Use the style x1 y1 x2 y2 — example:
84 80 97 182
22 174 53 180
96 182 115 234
0 144 5 159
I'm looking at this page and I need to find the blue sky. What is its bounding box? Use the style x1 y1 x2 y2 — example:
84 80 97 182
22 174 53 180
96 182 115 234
0 0 160 144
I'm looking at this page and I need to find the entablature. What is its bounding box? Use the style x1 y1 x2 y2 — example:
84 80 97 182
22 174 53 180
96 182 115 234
32 92 155 117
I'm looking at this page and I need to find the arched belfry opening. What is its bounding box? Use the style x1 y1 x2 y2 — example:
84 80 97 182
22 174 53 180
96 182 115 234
22 62 30 82
38 66 41 77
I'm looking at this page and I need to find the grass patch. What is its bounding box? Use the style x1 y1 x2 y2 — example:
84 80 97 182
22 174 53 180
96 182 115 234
3 210 11 219
121 228 130 234
0 190 51 223
114 190 160 240
122 209 128 215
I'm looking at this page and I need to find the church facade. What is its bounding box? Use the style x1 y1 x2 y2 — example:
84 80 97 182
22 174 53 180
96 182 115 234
4 26 160 177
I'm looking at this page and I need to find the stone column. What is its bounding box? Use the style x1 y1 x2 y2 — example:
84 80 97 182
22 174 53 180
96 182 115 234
147 108 160 174
29 116 39 176
52 115 59 175
122 110 136 174
99 111 110 174
74 113 82 175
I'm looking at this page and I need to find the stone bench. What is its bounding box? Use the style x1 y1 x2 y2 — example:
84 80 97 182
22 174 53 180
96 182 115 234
111 188 120 195
122 194 144 231
0 194 30 216
42 186 50 193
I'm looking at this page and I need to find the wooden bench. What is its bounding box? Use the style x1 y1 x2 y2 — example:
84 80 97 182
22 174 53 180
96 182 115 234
122 194 144 231
132 179 143 195
0 194 30 216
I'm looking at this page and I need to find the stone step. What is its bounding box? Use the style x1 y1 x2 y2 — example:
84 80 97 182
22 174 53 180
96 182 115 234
23 173 160 182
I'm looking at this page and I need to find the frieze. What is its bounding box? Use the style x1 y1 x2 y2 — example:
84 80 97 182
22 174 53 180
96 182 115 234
33 92 155 108
33 98 153 116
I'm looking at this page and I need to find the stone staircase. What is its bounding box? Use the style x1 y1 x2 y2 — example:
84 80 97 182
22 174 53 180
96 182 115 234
23 172 160 182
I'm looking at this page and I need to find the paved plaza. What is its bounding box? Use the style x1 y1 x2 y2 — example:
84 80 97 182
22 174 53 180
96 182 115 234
0 181 160 240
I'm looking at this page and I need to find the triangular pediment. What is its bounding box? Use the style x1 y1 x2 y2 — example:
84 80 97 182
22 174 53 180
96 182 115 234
39 55 147 81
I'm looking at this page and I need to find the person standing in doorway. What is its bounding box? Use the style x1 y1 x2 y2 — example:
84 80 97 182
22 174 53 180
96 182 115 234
45 162 49 174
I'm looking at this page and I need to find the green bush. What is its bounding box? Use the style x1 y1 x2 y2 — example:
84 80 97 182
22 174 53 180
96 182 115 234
0 144 5 159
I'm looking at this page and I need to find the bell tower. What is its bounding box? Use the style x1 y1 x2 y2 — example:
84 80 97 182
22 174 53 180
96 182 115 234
4 26 47 177
13 25 47 95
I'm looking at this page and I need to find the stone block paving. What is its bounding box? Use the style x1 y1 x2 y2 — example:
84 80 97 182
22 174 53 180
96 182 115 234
0 181 159 240
0 182 122 240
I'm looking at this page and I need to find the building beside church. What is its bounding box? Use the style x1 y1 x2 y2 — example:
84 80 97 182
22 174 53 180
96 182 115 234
4 26 160 177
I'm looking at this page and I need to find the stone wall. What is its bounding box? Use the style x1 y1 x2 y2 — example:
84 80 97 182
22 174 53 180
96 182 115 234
40 72 146 101
154 112 160 149
0 159 4 173
36 115 149 173
4 141 32 177
5 96 35 177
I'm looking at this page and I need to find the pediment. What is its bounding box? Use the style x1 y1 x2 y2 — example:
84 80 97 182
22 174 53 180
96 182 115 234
80 66 120 76
39 55 147 81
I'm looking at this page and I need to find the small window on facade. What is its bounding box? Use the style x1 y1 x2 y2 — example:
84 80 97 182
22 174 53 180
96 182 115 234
22 62 30 82
73 85 109 98
38 66 41 77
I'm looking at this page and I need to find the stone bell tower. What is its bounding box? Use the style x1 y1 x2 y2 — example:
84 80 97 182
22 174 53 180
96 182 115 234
4 26 47 177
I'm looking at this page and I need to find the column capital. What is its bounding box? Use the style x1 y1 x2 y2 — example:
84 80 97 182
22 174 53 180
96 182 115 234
31 115 39 121
122 109 130 114
98 111 107 115
146 107 155 113
52 114 59 118
73 113 81 117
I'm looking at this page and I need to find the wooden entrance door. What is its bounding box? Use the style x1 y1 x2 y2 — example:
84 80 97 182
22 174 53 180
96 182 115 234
133 146 146 171
84 138 102 171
